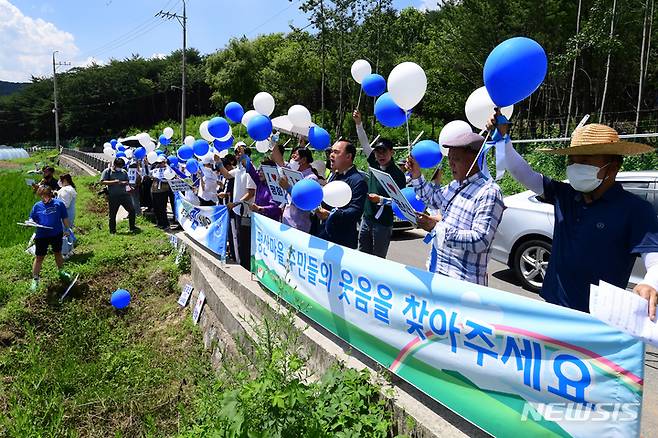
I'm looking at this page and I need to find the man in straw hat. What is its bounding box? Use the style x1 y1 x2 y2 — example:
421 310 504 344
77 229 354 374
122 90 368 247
491 111 658 321
407 131 505 286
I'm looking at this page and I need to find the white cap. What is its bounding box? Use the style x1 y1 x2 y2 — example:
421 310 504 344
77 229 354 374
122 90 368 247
235 141 247 148
201 155 214 165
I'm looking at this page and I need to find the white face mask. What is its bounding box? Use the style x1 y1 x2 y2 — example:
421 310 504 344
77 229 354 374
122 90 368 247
288 159 300 171
566 163 610 193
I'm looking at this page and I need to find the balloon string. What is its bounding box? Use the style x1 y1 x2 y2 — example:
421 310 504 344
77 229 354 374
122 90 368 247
356 88 363 110
405 117 411 152
465 131 491 178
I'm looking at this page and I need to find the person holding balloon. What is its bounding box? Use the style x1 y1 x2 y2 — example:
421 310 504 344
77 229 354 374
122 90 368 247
407 133 504 286
100 157 138 234
150 155 172 229
352 110 407 258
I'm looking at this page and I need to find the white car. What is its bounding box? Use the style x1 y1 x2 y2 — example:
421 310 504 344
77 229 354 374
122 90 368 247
491 171 658 292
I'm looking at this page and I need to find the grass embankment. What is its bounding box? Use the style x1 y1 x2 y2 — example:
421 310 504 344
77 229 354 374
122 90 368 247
0 153 396 437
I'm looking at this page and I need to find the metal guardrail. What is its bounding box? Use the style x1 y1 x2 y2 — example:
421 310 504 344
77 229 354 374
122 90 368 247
60 148 109 172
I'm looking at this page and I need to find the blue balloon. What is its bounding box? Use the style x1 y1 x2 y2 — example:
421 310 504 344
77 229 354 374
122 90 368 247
156 149 165 156
178 144 194 160
213 137 233 151
167 155 179 167
411 140 443 168
117 145 125 152
374 93 407 128
291 179 323 211
225 102 245 124
484 37 547 107
362 73 386 97
308 126 331 150
111 289 131 309
393 187 426 220
134 147 146 160
159 134 170 145
247 115 273 141
207 117 230 139
185 158 199 174
115 151 126 158
193 139 210 157
110 139 117 147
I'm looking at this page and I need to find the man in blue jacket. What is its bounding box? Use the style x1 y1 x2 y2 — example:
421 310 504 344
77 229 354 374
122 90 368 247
316 140 367 249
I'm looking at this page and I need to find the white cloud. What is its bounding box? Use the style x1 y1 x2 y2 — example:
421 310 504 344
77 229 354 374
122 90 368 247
0 0 79 82
417 0 442 11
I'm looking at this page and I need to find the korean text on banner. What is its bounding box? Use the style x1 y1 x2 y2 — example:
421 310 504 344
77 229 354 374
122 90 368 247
174 192 228 257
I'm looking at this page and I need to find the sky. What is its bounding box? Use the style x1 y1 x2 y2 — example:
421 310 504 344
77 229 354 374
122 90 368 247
0 0 439 83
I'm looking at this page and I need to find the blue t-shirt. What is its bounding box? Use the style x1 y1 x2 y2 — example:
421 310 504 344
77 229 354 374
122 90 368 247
540 177 658 313
30 198 68 238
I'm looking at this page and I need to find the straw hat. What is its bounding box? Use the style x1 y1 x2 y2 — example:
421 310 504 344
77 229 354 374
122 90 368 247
538 124 654 156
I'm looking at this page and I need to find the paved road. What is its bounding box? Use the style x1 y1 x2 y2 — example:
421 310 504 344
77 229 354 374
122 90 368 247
388 229 657 436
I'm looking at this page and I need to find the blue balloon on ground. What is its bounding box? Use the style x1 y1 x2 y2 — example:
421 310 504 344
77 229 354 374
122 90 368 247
185 158 199 174
117 145 125 152
308 126 331 150
393 187 426 220
193 139 210 157
167 155 179 167
362 73 386 97
111 289 131 309
225 102 244 124
159 134 170 145
214 137 233 151
374 92 407 128
207 117 230 139
484 37 547 107
291 179 323 211
134 147 146 160
115 152 126 158
247 115 273 141
411 140 443 168
178 144 194 160
110 139 117 147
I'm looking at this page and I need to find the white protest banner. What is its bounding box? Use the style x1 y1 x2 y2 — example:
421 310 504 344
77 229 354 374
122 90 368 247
178 284 194 307
261 165 287 204
369 168 417 225
192 290 206 324
168 178 194 193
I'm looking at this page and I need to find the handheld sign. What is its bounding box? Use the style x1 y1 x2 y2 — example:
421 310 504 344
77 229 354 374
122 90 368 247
261 164 287 204
369 168 418 225
128 168 137 184
280 167 305 188
168 178 194 193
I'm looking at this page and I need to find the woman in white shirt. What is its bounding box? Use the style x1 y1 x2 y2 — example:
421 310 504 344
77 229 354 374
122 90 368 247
57 173 77 227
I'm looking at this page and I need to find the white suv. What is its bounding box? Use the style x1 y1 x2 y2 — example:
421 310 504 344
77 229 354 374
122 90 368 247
491 171 658 292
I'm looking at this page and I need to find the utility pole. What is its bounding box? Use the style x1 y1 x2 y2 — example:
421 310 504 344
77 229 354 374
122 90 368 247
52 51 70 149
156 0 187 139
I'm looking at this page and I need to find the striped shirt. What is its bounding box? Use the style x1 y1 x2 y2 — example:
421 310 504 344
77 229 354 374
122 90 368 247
411 171 505 285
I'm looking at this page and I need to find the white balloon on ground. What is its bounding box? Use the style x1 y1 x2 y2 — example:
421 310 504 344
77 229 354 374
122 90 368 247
288 105 312 129
255 140 270 153
465 86 514 131
241 110 259 128
387 62 427 111
138 132 151 147
163 126 174 139
439 120 473 156
145 142 156 153
351 59 371 84
218 126 233 142
253 92 275 116
147 151 159 164
199 120 214 142
163 167 176 180
184 135 195 147
322 180 352 208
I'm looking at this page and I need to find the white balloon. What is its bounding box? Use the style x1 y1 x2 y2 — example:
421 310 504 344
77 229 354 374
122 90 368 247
184 135 195 147
163 167 176 180
439 120 473 156
145 142 156 153
388 62 427 111
104 147 114 157
103 142 112 149
351 59 371 84
138 132 151 147
253 92 275 116
323 181 352 208
199 120 214 142
465 86 514 131
255 140 270 153
163 126 174 139
218 149 229 158
218 126 233 142
241 110 259 128
288 105 312 129
147 151 159 164
125 148 134 159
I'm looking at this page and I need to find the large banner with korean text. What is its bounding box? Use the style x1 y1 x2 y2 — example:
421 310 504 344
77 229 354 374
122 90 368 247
251 214 645 437
175 193 228 258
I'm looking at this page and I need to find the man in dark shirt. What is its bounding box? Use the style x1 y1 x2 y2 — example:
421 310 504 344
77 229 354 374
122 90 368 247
316 140 367 249
100 158 137 234
32 166 59 192
354 111 406 257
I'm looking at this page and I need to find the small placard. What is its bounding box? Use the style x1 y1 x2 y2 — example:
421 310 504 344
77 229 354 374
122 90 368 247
169 234 178 247
192 290 206 324
177 283 194 307
169 178 193 193
128 168 137 184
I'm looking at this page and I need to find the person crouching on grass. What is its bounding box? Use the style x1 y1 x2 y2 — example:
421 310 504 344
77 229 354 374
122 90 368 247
29 186 73 291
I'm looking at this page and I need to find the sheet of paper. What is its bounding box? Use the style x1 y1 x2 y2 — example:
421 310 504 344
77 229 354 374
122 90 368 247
25 178 34 186
590 281 658 347
178 283 194 307
369 168 418 225
261 165 287 204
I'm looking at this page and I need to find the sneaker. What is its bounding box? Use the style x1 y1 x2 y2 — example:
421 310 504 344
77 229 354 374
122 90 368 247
59 270 73 283
30 278 39 291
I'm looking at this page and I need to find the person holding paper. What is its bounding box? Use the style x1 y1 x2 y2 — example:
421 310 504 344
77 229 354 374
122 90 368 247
32 165 60 192
100 157 138 234
494 112 658 320
242 157 282 221
316 140 367 249
198 155 219 206
353 110 407 258
29 186 73 291
407 132 504 286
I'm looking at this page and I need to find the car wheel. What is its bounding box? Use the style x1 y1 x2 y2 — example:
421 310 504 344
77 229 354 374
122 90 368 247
512 239 551 293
